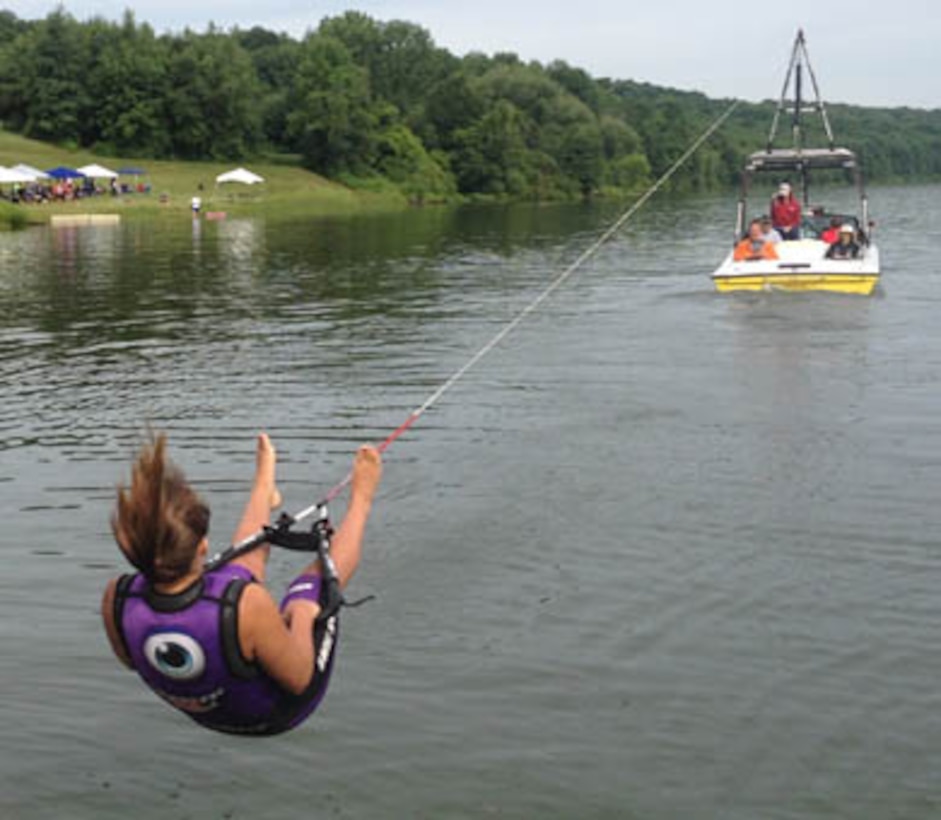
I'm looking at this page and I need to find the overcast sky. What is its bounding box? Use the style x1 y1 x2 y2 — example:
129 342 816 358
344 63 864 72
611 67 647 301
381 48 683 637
6 1 938 109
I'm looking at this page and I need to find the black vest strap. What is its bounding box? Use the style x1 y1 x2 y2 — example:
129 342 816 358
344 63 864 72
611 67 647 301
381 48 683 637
112 574 135 660
220 578 259 680
144 577 206 612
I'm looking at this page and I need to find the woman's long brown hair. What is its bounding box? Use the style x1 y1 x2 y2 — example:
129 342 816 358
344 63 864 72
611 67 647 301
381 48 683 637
112 433 210 584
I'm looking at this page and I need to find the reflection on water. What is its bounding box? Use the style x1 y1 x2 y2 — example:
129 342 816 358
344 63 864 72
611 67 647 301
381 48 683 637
190 212 201 258
1 189 939 819
215 217 265 281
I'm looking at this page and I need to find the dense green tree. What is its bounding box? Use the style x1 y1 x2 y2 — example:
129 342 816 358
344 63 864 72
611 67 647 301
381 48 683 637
421 71 488 150
473 62 561 123
9 10 90 143
318 12 456 123
452 100 534 195
0 9 27 44
286 34 380 174
374 20 457 119
237 27 302 148
374 122 456 201
600 115 643 160
163 30 262 159
547 60 601 113
606 153 651 190
1 8 939 199
638 98 694 179
83 13 170 155
558 121 605 195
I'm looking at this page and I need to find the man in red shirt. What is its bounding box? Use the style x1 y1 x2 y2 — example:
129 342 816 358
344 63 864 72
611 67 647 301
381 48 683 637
770 182 801 240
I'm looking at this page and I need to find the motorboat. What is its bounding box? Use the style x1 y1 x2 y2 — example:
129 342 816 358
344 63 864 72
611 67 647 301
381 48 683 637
711 30 879 295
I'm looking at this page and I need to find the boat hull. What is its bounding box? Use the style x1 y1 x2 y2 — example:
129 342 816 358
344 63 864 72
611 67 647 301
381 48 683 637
711 240 880 295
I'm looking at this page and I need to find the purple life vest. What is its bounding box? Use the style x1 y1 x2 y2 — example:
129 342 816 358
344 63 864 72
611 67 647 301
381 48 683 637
112 564 339 736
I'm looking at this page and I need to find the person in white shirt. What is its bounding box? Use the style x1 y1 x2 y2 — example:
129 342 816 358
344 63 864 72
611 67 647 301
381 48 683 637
759 216 783 244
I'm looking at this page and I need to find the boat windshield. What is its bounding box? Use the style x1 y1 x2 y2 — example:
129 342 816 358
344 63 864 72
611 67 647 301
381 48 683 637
800 212 865 242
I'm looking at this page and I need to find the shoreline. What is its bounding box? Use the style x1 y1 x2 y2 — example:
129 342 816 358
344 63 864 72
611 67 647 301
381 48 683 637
0 180 413 230
2 132 649 231
0 191 417 229
0 129 418 229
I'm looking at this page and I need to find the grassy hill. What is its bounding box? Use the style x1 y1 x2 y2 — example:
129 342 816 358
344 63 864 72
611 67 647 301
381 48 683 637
0 129 407 228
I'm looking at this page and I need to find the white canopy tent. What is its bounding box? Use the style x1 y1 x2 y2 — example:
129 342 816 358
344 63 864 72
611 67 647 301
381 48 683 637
78 163 118 179
12 163 48 181
215 167 265 185
0 166 35 184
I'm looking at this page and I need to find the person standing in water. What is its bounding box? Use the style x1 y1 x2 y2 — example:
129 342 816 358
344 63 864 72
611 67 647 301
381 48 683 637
101 432 381 735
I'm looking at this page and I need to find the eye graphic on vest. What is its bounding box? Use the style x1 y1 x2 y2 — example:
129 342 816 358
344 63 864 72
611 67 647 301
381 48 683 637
143 632 207 680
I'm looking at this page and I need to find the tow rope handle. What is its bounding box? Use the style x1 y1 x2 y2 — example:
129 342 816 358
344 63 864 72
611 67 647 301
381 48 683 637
261 509 374 621
204 501 329 571
260 510 331 552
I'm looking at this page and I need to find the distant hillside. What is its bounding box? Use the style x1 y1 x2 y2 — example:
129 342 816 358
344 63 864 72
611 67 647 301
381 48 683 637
2 8 940 201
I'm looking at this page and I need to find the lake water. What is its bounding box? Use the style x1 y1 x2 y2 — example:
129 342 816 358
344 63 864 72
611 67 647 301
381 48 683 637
1 186 939 819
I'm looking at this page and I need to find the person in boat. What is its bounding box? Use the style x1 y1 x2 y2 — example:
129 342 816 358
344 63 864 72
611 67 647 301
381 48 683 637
734 219 780 262
820 216 842 244
759 216 783 244
825 224 861 260
770 182 801 240
101 432 382 736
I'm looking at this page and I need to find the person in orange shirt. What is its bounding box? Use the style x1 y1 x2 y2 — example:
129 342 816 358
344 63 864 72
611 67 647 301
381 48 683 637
734 219 779 261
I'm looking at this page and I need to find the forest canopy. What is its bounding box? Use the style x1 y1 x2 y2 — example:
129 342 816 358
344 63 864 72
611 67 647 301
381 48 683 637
2 8 939 200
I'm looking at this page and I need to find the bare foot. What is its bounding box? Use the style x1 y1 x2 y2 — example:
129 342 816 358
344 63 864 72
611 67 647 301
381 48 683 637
351 445 382 503
254 432 280 509
255 433 277 484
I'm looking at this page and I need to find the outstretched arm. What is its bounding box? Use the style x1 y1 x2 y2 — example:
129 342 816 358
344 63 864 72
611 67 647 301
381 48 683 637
239 445 383 695
328 446 382 588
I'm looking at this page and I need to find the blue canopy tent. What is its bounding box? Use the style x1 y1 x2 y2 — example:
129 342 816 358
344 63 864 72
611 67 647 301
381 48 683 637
45 166 86 180
117 167 147 176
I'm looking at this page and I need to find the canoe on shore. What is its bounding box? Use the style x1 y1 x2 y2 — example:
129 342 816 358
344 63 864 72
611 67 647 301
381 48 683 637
50 214 121 227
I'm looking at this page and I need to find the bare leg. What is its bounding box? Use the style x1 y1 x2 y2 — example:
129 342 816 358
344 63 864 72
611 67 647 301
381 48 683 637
231 433 281 582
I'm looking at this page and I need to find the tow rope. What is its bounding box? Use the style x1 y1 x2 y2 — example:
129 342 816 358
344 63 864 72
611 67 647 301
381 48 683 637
207 97 741 571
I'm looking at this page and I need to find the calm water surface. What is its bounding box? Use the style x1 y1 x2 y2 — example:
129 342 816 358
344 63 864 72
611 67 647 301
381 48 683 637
1 187 939 819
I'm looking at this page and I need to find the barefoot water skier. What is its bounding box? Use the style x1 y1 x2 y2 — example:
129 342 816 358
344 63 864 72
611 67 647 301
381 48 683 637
101 432 381 735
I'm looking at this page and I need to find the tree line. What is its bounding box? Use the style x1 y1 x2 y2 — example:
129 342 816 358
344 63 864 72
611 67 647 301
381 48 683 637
2 9 940 201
